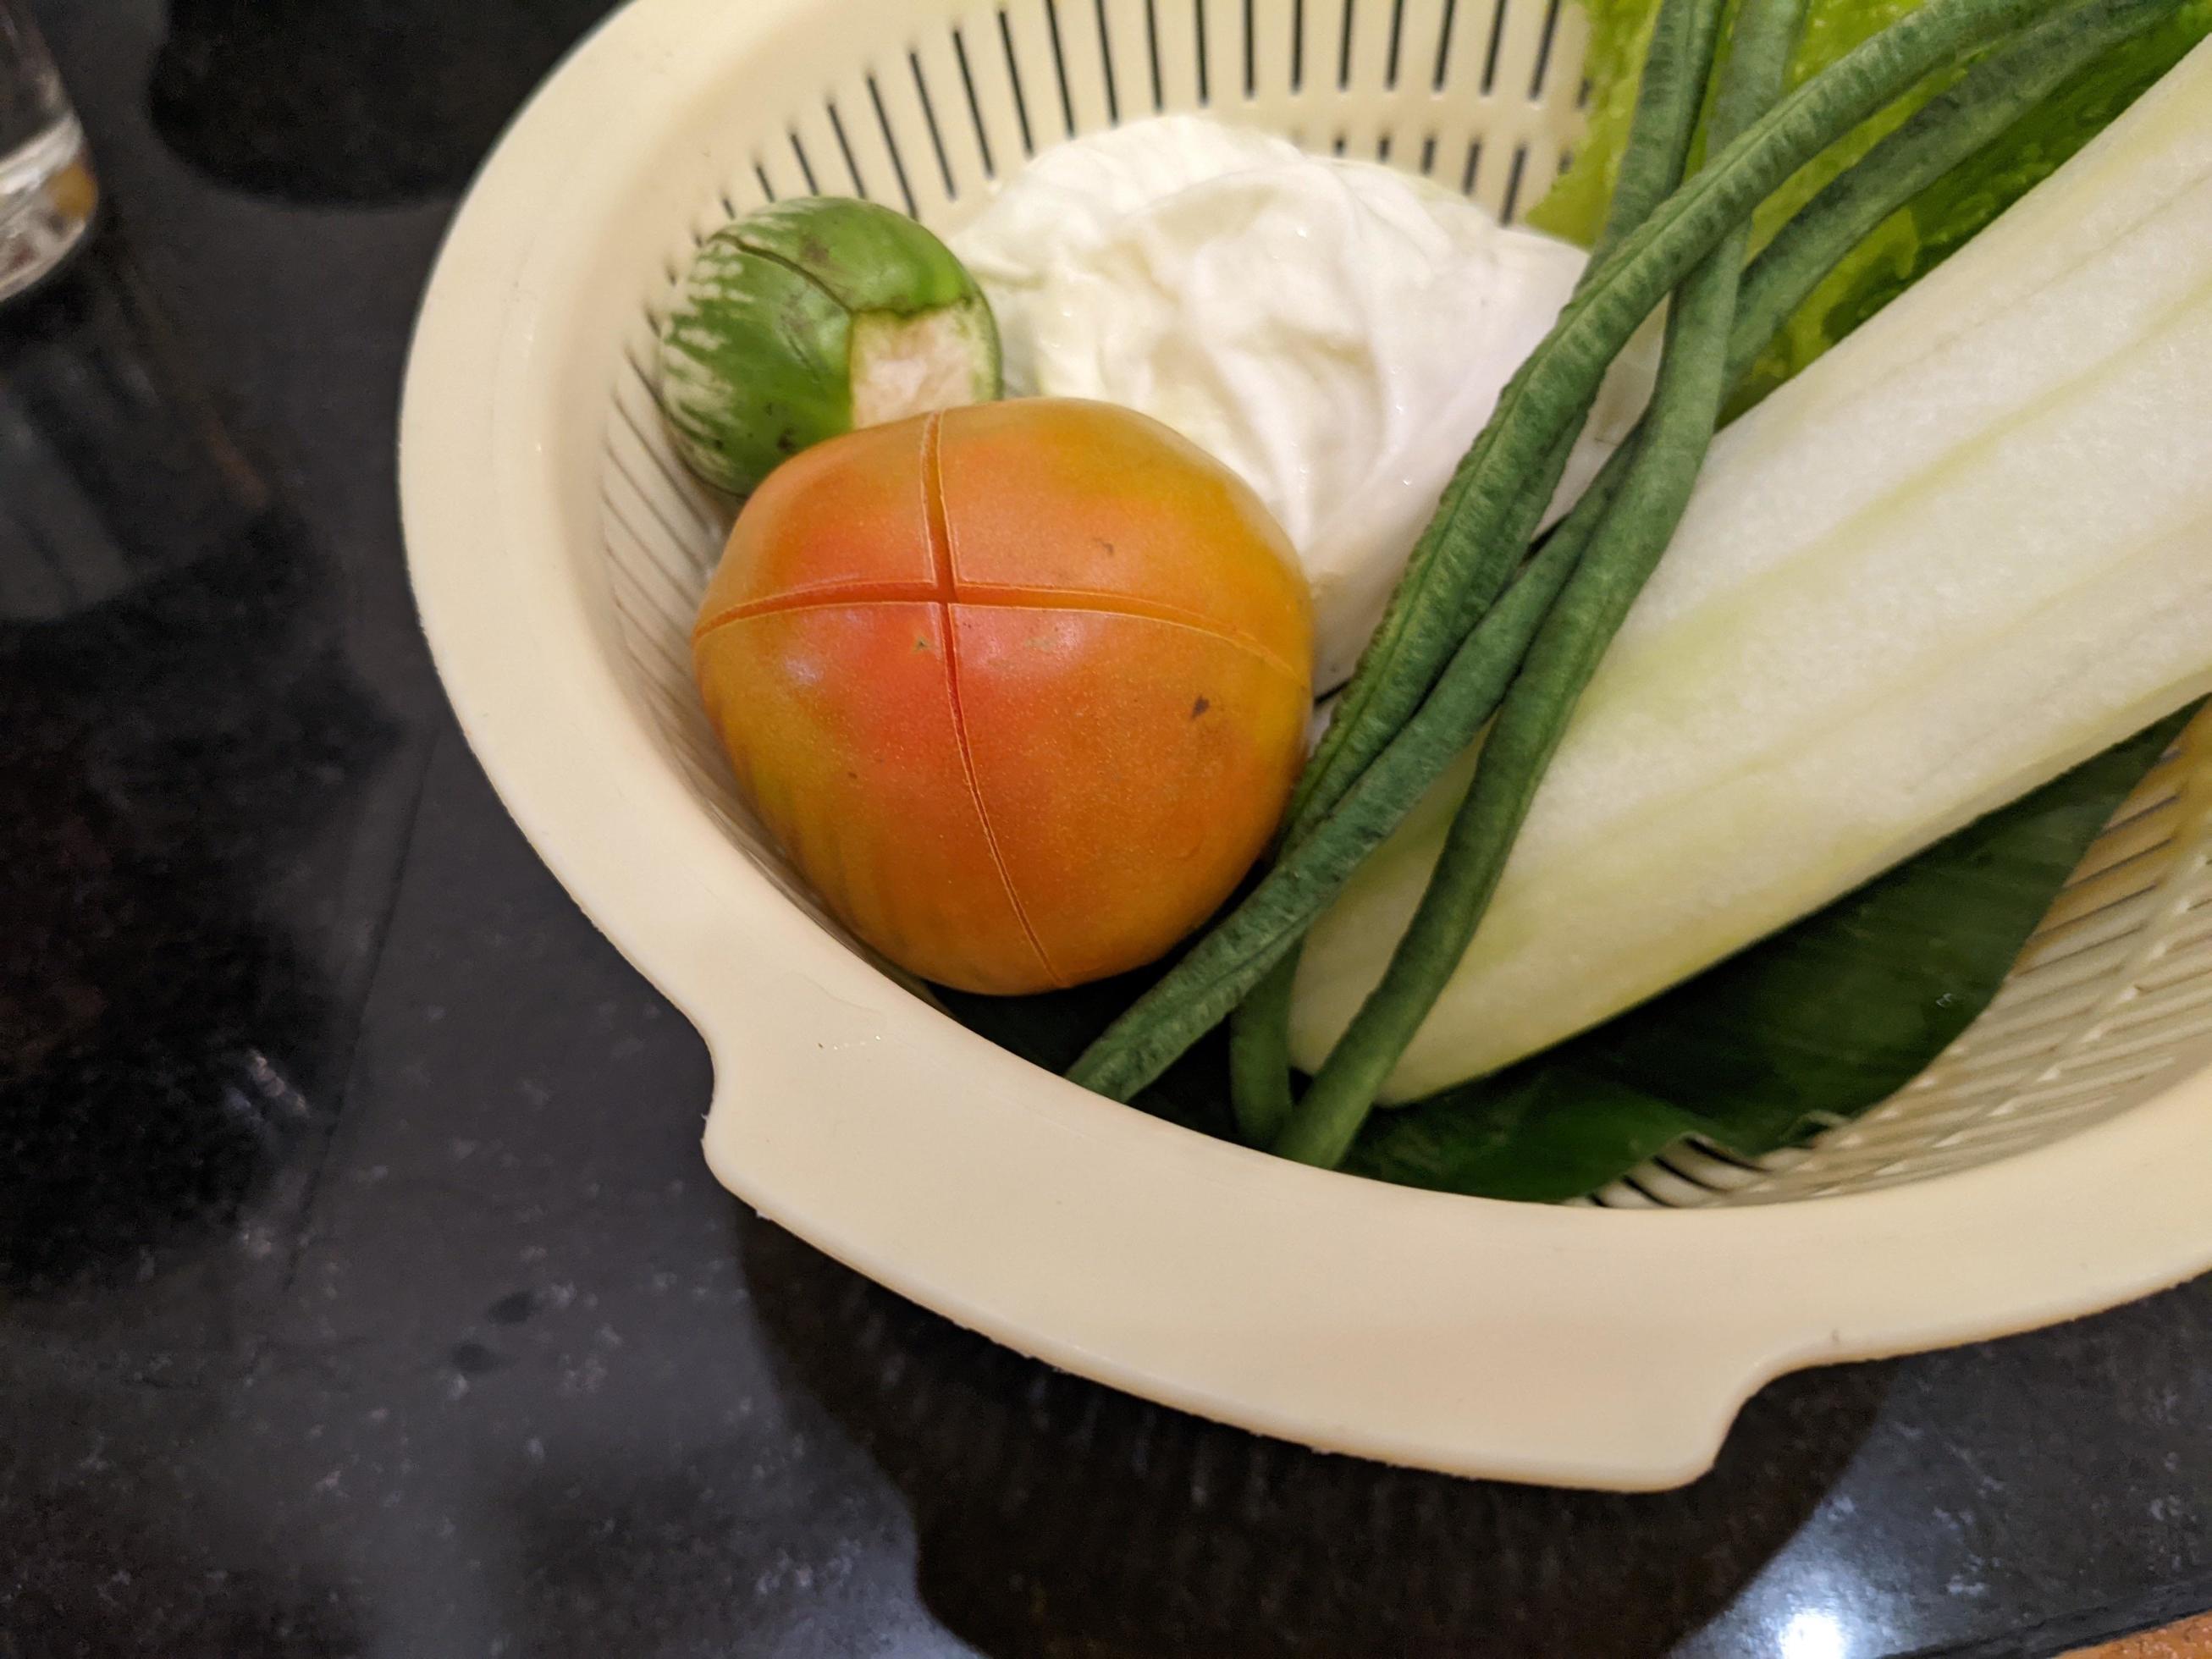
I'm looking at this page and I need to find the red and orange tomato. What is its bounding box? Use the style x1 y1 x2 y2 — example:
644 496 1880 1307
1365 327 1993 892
692 398 1315 994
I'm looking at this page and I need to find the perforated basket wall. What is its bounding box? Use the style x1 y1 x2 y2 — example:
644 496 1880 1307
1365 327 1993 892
593 0 2212 1207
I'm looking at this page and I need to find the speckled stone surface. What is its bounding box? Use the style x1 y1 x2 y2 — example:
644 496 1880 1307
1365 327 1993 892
3 3 2210 1655
2069 1614 2212 1657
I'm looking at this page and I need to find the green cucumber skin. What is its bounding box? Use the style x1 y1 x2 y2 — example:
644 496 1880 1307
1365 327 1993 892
1532 0 2212 407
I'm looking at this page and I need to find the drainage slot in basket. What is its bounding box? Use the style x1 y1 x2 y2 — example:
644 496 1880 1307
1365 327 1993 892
996 10 1040 154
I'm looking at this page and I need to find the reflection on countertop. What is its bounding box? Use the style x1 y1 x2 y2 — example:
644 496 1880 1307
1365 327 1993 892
147 0 612 204
1 227 396 1290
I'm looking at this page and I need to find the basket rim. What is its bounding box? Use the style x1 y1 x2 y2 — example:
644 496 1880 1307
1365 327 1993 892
399 0 2212 1488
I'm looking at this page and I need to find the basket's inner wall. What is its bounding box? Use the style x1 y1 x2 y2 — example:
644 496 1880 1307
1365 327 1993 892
594 0 2212 1206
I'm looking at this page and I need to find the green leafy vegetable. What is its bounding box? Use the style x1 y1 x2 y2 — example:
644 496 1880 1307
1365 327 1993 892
1530 0 2211 408
1344 704 2201 1201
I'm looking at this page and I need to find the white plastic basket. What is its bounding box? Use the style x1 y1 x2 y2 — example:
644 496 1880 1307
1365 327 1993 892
401 0 2212 1487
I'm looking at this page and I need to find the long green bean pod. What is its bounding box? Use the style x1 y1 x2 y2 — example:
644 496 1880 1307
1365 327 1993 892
1224 452 1631 1138
1227 0 1728 1143
1292 0 1729 842
1273 0 1815 1168
1589 0 1736 268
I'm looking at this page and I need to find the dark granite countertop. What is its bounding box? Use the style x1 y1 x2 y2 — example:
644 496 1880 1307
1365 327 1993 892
3 3 2209 1654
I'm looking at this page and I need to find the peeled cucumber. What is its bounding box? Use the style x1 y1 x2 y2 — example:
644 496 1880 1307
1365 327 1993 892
1291 39 2212 1100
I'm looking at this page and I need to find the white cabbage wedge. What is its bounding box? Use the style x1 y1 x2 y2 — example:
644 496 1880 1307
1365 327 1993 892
1291 40 2212 1100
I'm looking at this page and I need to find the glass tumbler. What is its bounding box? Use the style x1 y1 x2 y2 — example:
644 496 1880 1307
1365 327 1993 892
0 0 94 304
